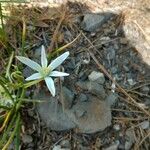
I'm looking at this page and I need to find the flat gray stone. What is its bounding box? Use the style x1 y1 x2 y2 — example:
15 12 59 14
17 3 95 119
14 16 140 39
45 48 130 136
36 89 76 131
36 87 111 133
67 95 112 133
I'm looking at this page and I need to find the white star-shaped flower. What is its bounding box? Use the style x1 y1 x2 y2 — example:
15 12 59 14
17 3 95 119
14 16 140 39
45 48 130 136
16 45 69 97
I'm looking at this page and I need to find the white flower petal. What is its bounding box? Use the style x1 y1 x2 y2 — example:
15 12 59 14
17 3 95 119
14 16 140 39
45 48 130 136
48 51 69 70
25 73 42 81
41 45 48 67
45 77 55 97
16 56 41 72
49 71 69 77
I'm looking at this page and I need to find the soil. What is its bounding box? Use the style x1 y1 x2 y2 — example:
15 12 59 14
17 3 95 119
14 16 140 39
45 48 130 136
2 0 150 150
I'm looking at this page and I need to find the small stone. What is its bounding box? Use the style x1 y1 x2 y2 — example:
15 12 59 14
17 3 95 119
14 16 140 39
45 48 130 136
88 71 105 84
107 47 116 60
76 81 106 99
22 134 33 144
87 82 106 98
52 145 61 150
123 65 129 72
111 66 118 74
106 92 118 106
139 120 149 129
113 124 120 131
127 79 135 86
140 86 149 94
60 139 71 149
81 13 114 32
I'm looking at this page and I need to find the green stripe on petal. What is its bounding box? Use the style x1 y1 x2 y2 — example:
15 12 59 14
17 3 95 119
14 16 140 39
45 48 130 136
45 77 55 97
25 73 42 81
16 56 42 72
48 51 69 70
49 71 69 77
41 45 48 67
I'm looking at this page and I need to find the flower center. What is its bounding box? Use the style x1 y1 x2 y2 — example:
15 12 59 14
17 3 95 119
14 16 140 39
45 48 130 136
40 67 51 78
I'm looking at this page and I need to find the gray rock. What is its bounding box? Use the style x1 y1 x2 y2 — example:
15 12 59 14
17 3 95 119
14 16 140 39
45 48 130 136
139 120 149 129
36 88 111 133
60 139 71 149
123 65 130 72
107 48 116 60
111 66 118 74
76 81 106 99
88 71 105 84
67 95 112 133
106 92 118 106
36 90 76 131
52 145 70 150
22 134 33 144
113 124 120 131
81 13 114 32
125 128 135 150
61 87 74 109
140 86 149 95
127 79 135 86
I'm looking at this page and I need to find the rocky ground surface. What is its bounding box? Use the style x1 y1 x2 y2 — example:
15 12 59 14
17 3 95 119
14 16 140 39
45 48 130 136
6 1 150 150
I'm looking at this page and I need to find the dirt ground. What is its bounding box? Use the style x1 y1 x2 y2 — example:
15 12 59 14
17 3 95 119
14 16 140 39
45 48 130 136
1 0 150 150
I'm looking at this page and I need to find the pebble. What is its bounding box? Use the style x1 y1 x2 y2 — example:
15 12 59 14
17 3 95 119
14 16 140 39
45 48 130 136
106 92 118 106
81 13 114 32
107 48 116 60
127 79 135 86
60 139 71 149
140 86 149 94
88 71 105 84
123 65 129 72
111 66 118 74
52 145 70 150
76 81 106 99
139 120 149 129
113 124 121 131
